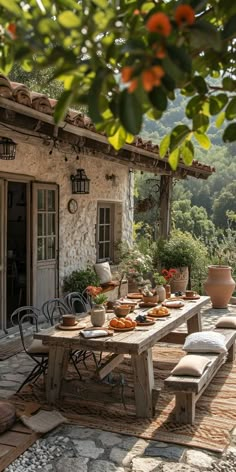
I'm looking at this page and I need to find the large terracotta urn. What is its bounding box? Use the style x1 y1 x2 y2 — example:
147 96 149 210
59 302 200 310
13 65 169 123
204 265 235 308
170 267 189 293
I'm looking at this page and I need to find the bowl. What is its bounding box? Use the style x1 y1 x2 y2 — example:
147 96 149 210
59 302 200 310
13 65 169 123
119 301 136 312
114 305 131 317
61 314 76 326
143 295 159 304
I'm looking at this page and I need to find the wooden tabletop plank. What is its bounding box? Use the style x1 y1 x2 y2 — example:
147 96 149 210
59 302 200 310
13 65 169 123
34 297 210 355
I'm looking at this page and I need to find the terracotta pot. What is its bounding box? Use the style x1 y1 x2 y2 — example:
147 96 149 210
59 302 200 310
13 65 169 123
143 294 159 304
165 284 171 299
90 304 106 327
170 267 189 293
204 265 235 309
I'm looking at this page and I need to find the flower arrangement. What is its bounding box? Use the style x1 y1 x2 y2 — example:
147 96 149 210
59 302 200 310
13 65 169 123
86 286 108 305
161 269 177 282
118 245 152 280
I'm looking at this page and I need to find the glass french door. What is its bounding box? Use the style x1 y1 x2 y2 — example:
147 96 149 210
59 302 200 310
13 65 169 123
32 183 59 308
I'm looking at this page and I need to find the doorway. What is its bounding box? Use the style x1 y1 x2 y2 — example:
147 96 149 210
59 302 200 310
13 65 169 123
7 182 27 326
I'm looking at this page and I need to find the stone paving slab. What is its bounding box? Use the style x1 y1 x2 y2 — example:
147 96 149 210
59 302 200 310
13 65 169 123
2 302 236 472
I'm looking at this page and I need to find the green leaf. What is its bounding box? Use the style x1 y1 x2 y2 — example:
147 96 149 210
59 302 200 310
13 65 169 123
0 0 21 15
222 14 236 40
225 98 236 121
119 90 143 135
88 70 106 123
223 123 236 143
181 141 194 165
58 11 81 28
216 111 225 128
190 20 221 52
168 148 180 171
192 76 208 95
166 45 192 74
108 125 126 150
126 133 134 144
54 91 74 124
194 132 211 149
192 113 209 132
222 77 236 92
209 94 228 115
169 125 191 151
160 134 170 158
148 87 167 112
186 95 202 119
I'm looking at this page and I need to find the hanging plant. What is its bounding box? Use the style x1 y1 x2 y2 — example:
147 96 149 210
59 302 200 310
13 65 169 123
135 195 156 213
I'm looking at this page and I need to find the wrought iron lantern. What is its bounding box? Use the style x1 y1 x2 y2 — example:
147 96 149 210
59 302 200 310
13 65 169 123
0 138 17 160
70 168 90 194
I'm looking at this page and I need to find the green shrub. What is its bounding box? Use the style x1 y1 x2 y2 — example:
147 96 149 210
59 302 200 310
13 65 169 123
63 268 100 294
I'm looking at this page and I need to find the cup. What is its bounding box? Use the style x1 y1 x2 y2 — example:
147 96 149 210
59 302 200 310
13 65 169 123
185 290 196 298
62 314 76 326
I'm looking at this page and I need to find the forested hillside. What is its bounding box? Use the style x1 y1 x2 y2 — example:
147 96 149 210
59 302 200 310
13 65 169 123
136 93 236 238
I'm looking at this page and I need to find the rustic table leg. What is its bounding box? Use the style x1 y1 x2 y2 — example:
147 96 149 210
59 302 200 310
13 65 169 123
46 345 69 404
131 349 154 418
187 312 202 334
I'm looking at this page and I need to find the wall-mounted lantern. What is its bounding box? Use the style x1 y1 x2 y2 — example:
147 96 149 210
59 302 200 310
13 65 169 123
70 168 90 194
0 138 17 160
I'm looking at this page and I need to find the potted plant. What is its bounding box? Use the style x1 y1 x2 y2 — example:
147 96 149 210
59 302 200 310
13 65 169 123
86 286 108 327
63 268 100 312
153 272 167 302
118 243 152 293
154 231 198 293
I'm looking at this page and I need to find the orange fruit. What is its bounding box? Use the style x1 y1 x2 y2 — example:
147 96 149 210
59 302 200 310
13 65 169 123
124 319 133 328
132 320 137 328
117 320 125 328
110 318 118 328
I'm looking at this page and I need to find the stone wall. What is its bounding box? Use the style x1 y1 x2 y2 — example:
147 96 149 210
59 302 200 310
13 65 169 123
0 141 134 291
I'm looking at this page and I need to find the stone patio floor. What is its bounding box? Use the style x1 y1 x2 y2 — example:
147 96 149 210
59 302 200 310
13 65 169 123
1 302 236 471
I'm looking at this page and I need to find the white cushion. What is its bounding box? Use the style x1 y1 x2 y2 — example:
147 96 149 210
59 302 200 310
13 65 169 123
171 354 211 377
94 262 112 284
27 340 49 354
183 331 227 354
215 316 236 329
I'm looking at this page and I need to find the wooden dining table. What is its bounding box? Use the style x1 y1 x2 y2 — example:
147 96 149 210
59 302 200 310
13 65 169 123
34 295 210 418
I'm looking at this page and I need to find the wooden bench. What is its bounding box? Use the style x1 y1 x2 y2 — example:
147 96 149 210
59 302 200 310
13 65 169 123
164 328 236 424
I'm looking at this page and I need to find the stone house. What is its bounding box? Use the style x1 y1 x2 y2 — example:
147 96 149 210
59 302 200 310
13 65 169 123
0 74 214 333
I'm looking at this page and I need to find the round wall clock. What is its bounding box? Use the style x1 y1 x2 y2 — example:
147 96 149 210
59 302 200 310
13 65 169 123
68 198 78 214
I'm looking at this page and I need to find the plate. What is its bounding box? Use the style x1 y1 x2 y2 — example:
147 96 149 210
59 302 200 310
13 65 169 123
127 293 143 299
56 322 86 330
136 318 156 326
182 295 200 300
139 301 158 308
109 325 135 332
162 301 185 308
147 309 170 318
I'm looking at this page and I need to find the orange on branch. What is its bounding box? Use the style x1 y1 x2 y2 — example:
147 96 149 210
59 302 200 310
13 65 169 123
146 12 172 37
121 66 134 83
175 5 195 27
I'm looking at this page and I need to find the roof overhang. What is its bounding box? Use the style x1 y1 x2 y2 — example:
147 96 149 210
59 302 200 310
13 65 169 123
0 96 214 180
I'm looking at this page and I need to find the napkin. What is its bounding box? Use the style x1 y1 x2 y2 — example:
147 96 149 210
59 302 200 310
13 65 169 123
164 301 183 307
80 329 111 338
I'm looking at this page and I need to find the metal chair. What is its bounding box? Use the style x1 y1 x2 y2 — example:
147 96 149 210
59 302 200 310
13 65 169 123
41 297 98 378
11 306 49 392
41 298 70 326
64 291 88 315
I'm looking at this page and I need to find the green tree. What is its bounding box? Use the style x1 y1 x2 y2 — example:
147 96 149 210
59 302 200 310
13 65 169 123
213 182 236 228
0 0 235 169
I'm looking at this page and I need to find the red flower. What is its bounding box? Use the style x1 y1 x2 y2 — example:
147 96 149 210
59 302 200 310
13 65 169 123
175 5 195 27
86 286 102 297
161 268 177 281
146 12 172 37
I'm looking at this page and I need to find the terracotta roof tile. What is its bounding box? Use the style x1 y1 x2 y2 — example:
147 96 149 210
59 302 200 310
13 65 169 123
0 73 215 174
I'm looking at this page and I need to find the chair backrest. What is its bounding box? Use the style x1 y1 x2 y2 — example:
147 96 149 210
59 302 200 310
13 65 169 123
64 291 89 315
81 289 93 310
10 306 40 352
41 298 70 326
